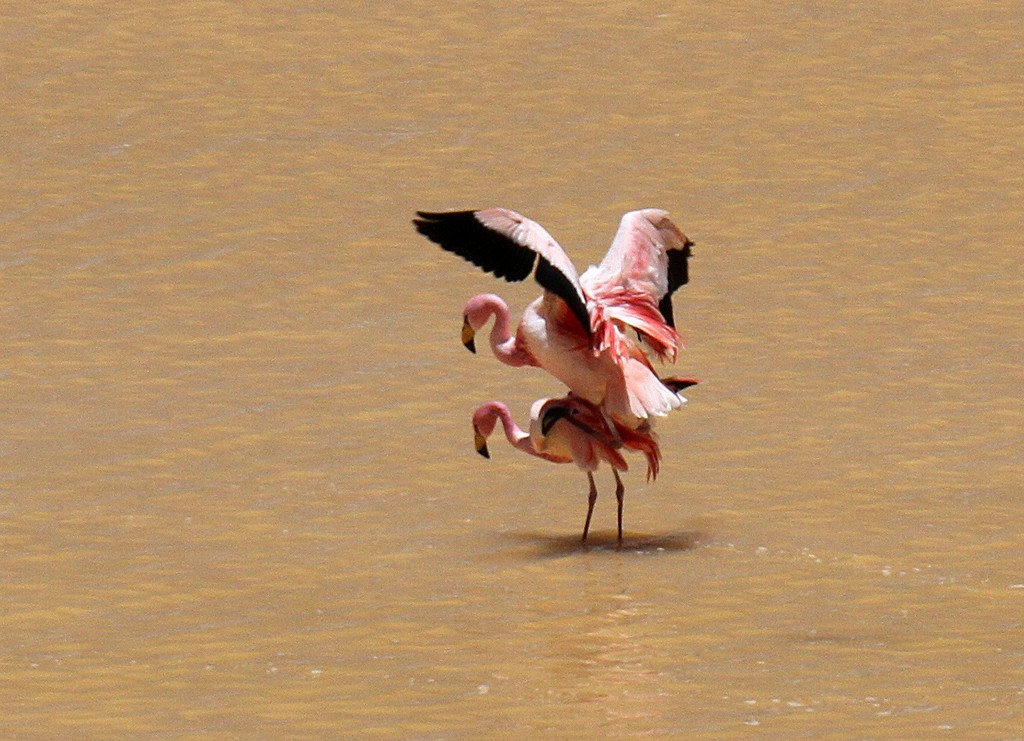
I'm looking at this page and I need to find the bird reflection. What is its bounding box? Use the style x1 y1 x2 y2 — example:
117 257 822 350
549 590 675 730
501 529 704 558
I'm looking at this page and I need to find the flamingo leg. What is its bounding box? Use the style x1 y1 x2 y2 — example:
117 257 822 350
614 469 625 543
581 471 598 543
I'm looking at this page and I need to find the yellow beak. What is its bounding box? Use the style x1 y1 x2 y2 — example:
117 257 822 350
462 316 477 353
474 429 490 458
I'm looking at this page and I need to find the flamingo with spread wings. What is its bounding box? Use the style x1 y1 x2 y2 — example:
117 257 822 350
414 208 694 427
470 388 693 543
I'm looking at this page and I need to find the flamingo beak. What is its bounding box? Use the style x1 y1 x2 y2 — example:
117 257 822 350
462 316 477 353
473 426 490 458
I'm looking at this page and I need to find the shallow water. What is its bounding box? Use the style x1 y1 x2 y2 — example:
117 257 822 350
3 1 1022 737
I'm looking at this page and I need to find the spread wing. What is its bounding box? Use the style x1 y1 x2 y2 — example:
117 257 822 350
596 209 693 328
413 208 591 338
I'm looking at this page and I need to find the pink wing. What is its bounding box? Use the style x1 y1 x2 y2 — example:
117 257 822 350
597 209 689 294
582 209 693 360
473 208 581 285
591 209 693 328
591 286 680 362
414 208 591 338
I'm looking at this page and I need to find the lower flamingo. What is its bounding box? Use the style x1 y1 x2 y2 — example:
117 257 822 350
471 394 668 543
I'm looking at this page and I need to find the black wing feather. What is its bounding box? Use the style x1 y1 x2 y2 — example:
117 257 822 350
661 376 699 393
535 257 591 339
413 210 537 282
658 241 694 328
413 209 592 339
540 405 572 436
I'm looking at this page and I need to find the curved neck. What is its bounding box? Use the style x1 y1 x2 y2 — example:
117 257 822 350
476 401 533 455
465 294 533 367
495 404 532 453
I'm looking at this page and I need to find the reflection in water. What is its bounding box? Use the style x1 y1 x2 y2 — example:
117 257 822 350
502 530 706 558
546 586 679 733
570 593 656 725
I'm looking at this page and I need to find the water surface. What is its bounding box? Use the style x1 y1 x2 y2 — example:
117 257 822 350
3 1 1022 737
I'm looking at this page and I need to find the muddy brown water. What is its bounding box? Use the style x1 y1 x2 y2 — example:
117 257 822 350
3 1 1022 737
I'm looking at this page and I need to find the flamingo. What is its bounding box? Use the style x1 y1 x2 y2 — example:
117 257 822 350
471 387 694 543
414 208 694 427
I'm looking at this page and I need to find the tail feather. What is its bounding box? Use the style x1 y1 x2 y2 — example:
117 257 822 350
622 358 684 419
616 424 661 481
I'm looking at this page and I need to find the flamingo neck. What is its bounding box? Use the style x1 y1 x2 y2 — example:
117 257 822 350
465 294 533 367
474 401 531 452
493 404 533 454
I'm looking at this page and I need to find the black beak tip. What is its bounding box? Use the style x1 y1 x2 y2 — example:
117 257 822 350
464 337 477 354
